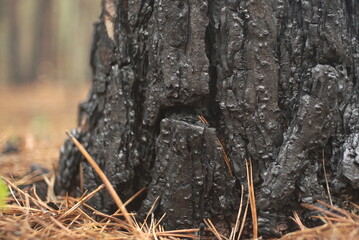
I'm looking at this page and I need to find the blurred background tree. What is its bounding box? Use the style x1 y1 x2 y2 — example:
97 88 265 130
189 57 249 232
0 0 100 84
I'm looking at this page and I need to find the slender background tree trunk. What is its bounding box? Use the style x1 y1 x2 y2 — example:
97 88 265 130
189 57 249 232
8 0 22 83
55 0 359 237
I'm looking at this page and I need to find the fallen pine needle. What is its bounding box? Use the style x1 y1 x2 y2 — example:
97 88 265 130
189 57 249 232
66 131 143 238
291 211 307 230
322 150 333 206
204 218 223 240
198 115 233 177
246 158 258 239
59 184 105 220
231 184 244 240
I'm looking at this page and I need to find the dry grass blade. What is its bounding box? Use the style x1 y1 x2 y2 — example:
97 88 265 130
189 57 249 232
66 131 142 237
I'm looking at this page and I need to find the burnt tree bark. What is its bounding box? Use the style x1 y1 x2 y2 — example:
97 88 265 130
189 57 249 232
55 0 359 237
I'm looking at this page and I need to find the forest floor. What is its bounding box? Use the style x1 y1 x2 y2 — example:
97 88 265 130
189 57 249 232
0 81 89 176
0 82 358 239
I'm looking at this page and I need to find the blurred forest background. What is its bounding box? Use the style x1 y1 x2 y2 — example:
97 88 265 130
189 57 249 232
0 0 101 175
0 0 100 84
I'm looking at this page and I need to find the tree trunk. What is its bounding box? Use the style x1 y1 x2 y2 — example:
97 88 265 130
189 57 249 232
7 0 53 83
8 0 22 83
55 0 359 237
28 0 53 82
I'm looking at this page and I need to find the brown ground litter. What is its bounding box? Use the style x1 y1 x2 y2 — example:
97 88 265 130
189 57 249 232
1 82 359 239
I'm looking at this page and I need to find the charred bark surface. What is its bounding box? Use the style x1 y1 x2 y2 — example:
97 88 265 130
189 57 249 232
55 0 359 237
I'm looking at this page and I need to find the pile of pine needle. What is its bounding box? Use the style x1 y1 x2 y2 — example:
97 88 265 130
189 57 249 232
0 133 359 239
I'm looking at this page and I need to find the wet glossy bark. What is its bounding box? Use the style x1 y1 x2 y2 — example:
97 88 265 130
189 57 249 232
55 0 359 237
